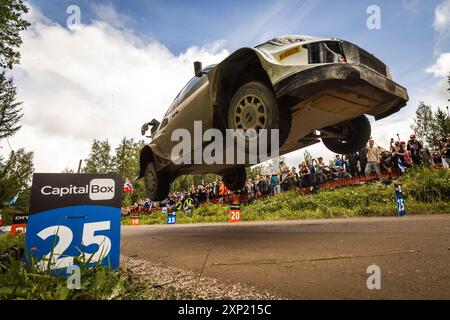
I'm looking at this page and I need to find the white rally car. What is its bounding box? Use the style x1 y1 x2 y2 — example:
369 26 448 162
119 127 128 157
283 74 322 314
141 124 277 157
139 35 409 200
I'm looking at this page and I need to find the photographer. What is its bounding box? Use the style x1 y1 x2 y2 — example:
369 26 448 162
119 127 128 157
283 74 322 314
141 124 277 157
313 157 327 184
407 134 423 165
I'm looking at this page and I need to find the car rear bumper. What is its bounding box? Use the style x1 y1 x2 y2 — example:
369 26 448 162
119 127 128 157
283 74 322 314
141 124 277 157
273 63 409 120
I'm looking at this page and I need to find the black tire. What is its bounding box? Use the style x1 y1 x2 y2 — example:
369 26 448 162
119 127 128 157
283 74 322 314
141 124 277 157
322 115 371 154
144 162 170 201
227 81 291 147
223 167 247 191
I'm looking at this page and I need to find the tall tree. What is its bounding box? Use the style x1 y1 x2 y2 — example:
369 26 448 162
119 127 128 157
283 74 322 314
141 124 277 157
113 138 143 179
0 0 30 69
113 138 146 207
0 1 32 222
0 0 29 140
0 148 33 210
83 139 114 174
433 107 450 139
447 72 450 102
411 102 438 148
0 72 22 139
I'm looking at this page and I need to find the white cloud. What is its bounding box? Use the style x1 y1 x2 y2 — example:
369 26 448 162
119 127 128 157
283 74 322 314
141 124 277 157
403 0 422 15
90 2 133 29
425 52 450 77
433 0 450 32
2 2 445 174
425 52 450 107
2 4 229 172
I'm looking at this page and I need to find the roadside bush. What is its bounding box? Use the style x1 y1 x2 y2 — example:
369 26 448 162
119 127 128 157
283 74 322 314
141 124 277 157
401 166 450 202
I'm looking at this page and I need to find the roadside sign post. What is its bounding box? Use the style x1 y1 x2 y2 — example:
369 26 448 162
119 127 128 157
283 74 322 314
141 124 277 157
229 203 241 223
167 212 176 224
394 184 407 216
131 215 140 225
25 173 122 273
11 214 28 236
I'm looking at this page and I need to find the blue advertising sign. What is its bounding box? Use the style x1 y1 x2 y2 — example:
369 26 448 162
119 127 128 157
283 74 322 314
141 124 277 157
25 173 122 273
394 184 407 216
167 212 176 224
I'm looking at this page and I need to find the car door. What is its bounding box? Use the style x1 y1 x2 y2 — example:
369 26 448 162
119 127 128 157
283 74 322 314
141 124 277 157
162 71 212 163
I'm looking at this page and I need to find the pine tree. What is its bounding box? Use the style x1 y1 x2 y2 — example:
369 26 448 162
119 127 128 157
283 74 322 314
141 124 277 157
0 0 30 69
113 138 144 179
0 148 33 210
433 107 450 139
0 1 32 222
83 140 114 174
447 72 450 102
411 102 439 148
0 72 22 139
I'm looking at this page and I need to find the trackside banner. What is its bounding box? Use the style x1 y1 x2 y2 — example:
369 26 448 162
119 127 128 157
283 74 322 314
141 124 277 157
26 173 122 272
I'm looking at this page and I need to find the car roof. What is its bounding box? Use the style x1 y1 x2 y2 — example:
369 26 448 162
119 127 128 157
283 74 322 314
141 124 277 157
203 64 216 72
256 35 334 48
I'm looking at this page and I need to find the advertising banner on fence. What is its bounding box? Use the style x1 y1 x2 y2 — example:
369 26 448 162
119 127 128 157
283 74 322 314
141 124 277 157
25 173 122 273
11 214 28 236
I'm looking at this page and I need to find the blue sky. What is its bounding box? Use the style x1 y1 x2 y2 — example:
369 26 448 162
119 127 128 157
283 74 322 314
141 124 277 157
3 0 449 171
29 0 448 103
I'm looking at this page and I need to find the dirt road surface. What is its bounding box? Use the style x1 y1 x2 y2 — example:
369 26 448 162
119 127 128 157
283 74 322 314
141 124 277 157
121 215 450 299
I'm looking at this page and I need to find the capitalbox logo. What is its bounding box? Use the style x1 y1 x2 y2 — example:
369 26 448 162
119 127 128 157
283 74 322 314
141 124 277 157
89 179 115 201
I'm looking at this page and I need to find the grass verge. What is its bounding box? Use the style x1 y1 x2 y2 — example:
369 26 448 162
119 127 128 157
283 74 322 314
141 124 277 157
0 233 184 300
122 167 450 225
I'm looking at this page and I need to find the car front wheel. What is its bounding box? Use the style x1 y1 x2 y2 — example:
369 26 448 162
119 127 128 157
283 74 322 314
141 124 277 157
227 81 291 148
144 162 170 201
321 115 371 154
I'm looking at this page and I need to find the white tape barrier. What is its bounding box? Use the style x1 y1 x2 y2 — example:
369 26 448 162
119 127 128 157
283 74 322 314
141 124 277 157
0 226 11 233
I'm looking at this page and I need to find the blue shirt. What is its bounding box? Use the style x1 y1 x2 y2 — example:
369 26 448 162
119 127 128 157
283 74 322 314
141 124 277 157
335 159 344 168
271 175 279 185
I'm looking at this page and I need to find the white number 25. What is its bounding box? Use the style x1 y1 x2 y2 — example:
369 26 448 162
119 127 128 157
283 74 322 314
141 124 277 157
36 221 111 271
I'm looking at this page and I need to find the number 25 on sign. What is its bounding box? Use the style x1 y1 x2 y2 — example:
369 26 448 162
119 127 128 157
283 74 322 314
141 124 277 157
229 204 241 223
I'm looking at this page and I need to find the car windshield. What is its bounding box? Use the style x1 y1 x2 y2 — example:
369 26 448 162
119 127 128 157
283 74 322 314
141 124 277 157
256 36 307 48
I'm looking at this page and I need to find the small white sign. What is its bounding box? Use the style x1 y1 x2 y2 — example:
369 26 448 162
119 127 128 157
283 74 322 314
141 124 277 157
89 179 115 201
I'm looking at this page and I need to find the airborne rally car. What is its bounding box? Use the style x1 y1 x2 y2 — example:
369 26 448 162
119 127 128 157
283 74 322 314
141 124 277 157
139 35 408 200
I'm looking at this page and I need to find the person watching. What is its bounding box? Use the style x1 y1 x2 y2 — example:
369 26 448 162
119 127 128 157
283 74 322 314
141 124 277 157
365 139 382 177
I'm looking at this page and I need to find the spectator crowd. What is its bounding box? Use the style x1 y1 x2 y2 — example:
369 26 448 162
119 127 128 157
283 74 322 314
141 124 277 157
122 133 450 216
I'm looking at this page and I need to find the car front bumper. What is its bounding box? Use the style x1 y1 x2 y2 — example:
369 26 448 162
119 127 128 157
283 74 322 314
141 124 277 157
273 63 409 120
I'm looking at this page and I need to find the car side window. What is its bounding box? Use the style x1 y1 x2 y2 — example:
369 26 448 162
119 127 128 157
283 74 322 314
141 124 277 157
177 74 207 105
164 96 179 117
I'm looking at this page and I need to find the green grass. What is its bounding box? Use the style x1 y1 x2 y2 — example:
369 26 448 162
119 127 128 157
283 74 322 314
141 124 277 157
123 167 450 226
0 233 188 300
0 234 143 299
2 167 448 299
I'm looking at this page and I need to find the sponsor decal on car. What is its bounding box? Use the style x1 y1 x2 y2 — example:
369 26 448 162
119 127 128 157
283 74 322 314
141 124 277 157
278 46 300 61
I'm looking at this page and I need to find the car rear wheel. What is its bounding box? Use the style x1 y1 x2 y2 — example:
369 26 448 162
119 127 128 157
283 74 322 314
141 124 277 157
228 81 291 148
144 162 170 201
321 115 371 154
223 167 247 191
